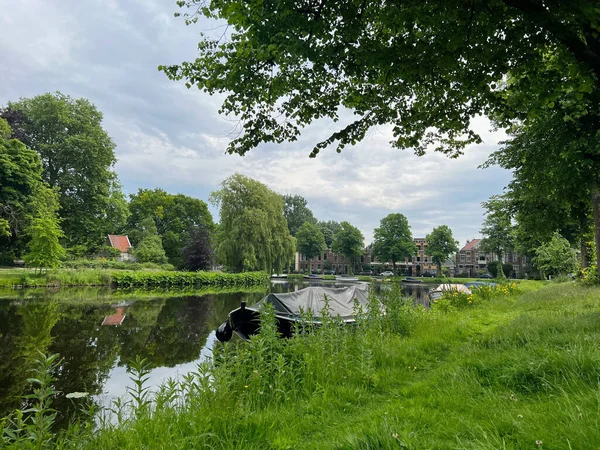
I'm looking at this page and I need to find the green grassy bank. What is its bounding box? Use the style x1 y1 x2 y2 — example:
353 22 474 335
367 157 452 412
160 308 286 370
4 280 600 449
0 268 269 289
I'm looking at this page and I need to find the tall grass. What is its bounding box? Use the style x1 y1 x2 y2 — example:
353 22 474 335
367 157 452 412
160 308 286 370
3 281 600 449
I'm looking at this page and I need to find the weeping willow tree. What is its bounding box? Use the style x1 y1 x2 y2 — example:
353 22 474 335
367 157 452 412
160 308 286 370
210 174 295 273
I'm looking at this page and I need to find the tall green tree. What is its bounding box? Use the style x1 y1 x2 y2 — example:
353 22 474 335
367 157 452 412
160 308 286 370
163 1 600 278
296 221 326 269
533 232 578 278
283 194 317 236
332 221 364 273
318 220 341 248
425 225 459 276
1 93 127 251
210 174 295 273
127 188 213 268
23 217 66 272
479 197 514 279
484 110 596 268
0 118 61 261
372 213 416 271
132 217 168 264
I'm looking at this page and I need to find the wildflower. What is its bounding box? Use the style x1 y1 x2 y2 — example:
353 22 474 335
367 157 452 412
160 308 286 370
244 385 248 388
517 414 523 419
536 440 543 448
392 433 399 440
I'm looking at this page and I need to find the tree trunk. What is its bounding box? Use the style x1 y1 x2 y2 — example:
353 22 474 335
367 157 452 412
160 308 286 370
496 252 506 279
591 186 600 279
580 239 588 269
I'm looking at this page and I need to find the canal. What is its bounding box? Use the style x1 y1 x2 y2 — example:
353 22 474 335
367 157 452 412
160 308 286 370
0 280 435 426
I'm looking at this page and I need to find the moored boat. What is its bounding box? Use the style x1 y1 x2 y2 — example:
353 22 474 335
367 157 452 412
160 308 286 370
401 277 423 284
215 285 370 342
428 283 472 301
271 273 288 279
304 274 323 280
335 275 359 282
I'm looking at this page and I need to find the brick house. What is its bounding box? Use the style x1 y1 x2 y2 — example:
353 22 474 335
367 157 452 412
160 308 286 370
455 239 528 277
367 238 438 275
295 248 372 274
106 234 135 262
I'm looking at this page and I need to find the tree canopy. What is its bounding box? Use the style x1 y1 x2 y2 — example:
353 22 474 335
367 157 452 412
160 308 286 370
0 118 61 261
533 232 578 278
127 188 213 268
132 217 168 264
295 221 326 263
332 221 364 273
210 174 295 273
162 1 599 157
283 194 317 236
1 92 127 251
182 224 213 271
318 220 341 248
479 196 514 278
425 225 459 275
372 213 415 270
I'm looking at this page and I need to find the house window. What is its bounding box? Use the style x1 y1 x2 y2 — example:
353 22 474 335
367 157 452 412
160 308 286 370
512 253 517 262
424 257 428 262
417 257 421 262
334 254 337 262
317 254 321 261
460 254 465 262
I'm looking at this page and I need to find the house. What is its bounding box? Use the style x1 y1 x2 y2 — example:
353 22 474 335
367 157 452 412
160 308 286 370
455 239 528 277
369 238 439 275
106 234 134 262
295 248 368 274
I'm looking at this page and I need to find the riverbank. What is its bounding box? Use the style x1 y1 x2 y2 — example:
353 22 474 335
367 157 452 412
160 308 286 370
4 279 600 449
0 268 269 288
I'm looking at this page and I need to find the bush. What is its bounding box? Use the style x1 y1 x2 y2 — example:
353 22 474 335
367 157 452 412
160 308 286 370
110 270 269 287
487 261 513 278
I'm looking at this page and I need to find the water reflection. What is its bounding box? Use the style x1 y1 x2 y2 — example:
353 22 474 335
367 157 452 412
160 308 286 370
0 281 435 425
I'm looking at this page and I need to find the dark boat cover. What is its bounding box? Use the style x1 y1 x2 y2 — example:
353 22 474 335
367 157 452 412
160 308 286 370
253 285 370 319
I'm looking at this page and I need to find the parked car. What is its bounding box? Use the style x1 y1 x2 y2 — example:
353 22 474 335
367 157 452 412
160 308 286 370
422 271 436 277
478 273 493 279
380 271 394 277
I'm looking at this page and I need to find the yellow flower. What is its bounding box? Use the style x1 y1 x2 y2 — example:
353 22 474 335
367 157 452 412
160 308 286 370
244 385 249 388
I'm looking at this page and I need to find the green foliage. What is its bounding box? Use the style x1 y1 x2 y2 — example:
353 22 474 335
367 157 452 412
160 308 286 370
317 220 340 248
211 174 295 273
23 217 66 272
127 188 213 267
2 93 127 251
425 225 459 274
332 221 364 272
533 232 578 277
132 217 168 264
161 1 599 159
487 261 514 279
295 221 326 261
110 270 269 288
480 196 515 279
372 213 415 268
60 259 175 271
283 194 317 236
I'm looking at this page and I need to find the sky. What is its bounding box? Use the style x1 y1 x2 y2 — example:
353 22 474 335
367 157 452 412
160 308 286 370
0 0 513 247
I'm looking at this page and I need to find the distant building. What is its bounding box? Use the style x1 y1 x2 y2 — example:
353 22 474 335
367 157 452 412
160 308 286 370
106 234 134 262
295 248 370 274
455 239 528 277
369 238 438 275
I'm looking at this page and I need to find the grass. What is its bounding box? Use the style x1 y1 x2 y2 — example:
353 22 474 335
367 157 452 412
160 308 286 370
0 268 269 288
4 279 600 449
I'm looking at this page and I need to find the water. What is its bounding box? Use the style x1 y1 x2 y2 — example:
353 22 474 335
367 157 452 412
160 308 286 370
0 280 435 426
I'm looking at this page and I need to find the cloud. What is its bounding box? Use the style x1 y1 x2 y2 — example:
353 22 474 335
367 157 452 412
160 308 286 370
0 0 513 248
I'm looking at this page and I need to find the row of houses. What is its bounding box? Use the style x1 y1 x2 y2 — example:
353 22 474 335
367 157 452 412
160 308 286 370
295 237 528 277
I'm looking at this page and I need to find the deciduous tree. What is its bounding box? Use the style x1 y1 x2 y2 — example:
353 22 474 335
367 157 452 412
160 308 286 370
132 217 168 264
372 214 416 271
127 188 213 268
283 194 316 236
1 93 127 251
318 220 340 248
425 225 459 276
295 221 326 271
23 217 65 272
332 221 364 273
533 232 578 278
480 197 514 279
210 174 295 273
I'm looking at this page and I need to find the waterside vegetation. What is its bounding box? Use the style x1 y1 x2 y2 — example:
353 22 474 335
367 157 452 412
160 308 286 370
0 269 269 289
3 280 600 449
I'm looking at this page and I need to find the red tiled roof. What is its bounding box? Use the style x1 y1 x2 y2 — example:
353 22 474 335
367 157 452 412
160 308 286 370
461 239 481 251
107 235 132 253
102 307 126 326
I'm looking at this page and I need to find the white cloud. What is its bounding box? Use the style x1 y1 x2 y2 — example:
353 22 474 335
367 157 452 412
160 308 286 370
0 0 513 248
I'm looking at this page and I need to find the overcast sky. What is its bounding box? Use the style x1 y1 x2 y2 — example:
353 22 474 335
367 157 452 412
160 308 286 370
0 0 513 247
